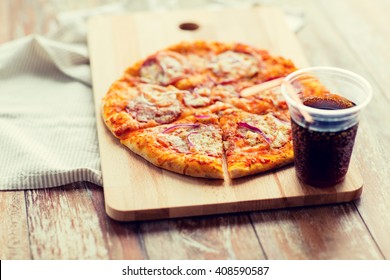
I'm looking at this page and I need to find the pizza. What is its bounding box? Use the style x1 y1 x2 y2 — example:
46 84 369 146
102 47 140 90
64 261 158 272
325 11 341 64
102 41 297 179
220 109 293 178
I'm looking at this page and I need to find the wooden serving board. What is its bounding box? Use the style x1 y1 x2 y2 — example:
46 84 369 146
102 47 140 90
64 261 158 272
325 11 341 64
88 7 363 221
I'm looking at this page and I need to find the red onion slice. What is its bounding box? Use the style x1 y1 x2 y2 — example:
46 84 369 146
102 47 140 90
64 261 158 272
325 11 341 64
237 122 271 144
162 124 200 134
186 132 199 147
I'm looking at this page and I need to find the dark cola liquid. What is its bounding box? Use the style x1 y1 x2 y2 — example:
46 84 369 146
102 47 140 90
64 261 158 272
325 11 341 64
292 96 358 187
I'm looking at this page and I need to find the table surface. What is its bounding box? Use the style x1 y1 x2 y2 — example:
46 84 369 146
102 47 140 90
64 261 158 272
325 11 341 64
1 0 389 260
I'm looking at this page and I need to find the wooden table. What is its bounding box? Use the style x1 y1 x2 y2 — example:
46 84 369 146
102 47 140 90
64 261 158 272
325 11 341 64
1 0 389 260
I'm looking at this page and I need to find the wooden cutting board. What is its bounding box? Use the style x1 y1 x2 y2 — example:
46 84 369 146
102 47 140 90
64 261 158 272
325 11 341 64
88 7 363 221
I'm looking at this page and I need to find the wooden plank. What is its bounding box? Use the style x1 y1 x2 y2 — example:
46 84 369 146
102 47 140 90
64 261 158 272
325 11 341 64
314 0 390 260
24 182 147 259
23 183 146 260
251 204 383 259
87 183 147 259
25 183 110 259
24 182 262 260
140 214 265 260
88 7 363 222
0 191 31 259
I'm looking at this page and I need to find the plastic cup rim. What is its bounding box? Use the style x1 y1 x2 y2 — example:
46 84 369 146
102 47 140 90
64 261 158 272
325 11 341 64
281 66 373 117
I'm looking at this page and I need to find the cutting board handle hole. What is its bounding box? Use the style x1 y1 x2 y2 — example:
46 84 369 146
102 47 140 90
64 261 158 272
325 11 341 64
179 22 199 31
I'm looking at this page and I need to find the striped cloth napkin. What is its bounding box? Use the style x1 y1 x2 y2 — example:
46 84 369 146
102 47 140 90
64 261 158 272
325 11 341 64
0 2 304 190
0 36 103 190
0 3 129 190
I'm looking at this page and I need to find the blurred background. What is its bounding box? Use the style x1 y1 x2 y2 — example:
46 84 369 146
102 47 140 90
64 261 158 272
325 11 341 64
0 0 305 43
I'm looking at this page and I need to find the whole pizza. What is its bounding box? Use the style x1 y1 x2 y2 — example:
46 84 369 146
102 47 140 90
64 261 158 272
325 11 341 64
102 41 297 179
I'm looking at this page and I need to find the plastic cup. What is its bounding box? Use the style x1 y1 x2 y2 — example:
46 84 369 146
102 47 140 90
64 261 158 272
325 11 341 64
281 66 372 187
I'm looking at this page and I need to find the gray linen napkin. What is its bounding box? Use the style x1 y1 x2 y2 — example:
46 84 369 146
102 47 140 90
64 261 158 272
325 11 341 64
0 34 102 190
0 2 304 190
0 2 128 190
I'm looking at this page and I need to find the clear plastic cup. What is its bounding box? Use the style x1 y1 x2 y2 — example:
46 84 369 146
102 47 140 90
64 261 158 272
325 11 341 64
281 66 373 187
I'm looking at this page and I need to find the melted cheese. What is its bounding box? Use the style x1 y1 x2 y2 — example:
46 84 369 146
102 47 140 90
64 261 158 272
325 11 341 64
140 63 161 84
261 88 287 108
157 133 189 153
183 94 210 107
194 87 211 96
140 52 187 85
128 85 181 123
272 130 289 148
212 85 238 99
240 113 291 149
210 51 259 79
158 54 184 81
156 125 222 156
187 54 208 71
188 128 222 156
245 131 259 146
138 84 178 106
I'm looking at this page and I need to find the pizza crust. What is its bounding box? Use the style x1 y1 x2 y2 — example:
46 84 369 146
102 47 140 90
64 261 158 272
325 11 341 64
121 126 224 179
226 144 294 178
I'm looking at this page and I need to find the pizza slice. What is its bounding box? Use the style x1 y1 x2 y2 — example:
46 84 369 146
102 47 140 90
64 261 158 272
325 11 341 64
102 79 192 138
220 109 293 178
120 114 224 179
